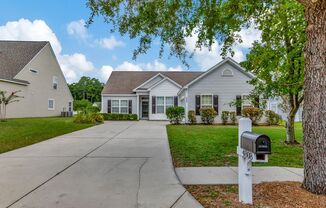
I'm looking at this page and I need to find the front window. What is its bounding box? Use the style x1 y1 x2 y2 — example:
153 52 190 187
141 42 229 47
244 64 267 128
111 100 120 113
111 100 128 114
156 97 165 114
48 99 55 110
242 95 253 109
165 97 174 111
120 100 128 114
201 95 213 108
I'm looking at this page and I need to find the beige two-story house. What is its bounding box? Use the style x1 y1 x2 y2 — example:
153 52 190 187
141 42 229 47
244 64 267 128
0 41 73 118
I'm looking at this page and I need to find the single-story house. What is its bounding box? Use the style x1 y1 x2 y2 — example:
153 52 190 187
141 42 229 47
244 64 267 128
101 58 255 123
0 41 73 118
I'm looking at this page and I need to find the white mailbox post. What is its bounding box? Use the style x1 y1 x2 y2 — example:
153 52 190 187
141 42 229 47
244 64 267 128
237 118 271 205
237 118 253 204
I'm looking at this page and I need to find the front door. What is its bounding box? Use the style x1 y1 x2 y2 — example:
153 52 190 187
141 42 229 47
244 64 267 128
141 100 149 119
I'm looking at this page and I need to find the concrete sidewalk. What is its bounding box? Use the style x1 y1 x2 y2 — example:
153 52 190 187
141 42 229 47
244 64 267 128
0 121 202 208
176 167 303 185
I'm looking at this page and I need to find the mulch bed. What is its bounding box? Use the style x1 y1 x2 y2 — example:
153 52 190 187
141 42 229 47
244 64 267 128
186 182 326 208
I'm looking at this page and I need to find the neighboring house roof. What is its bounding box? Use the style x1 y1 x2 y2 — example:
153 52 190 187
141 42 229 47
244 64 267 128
0 40 48 84
102 71 203 94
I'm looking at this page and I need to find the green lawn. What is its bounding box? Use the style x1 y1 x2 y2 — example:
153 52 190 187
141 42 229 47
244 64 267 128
167 123 303 168
0 117 95 154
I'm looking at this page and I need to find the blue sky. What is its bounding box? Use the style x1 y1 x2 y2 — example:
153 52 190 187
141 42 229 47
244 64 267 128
0 0 261 83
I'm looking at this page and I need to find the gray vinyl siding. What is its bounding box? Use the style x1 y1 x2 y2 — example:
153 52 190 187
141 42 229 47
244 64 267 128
187 62 253 123
140 75 163 89
102 95 137 114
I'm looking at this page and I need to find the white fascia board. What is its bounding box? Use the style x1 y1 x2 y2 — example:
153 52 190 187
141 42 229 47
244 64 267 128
0 79 29 86
148 77 182 91
132 73 165 92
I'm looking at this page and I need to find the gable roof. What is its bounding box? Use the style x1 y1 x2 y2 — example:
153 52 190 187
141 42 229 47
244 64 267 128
102 71 203 94
181 58 254 90
0 41 48 84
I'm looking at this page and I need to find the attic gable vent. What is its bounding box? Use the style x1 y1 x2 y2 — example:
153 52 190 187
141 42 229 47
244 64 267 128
29 69 38 74
222 68 233 77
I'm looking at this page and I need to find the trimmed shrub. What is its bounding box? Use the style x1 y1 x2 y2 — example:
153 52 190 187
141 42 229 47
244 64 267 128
229 111 237 125
87 106 100 113
73 99 92 111
101 113 138 121
200 108 217 125
188 110 197 125
242 107 263 125
265 110 282 125
74 111 104 124
221 111 229 125
166 106 185 124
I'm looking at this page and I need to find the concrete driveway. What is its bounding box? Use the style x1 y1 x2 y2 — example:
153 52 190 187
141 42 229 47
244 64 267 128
0 121 202 208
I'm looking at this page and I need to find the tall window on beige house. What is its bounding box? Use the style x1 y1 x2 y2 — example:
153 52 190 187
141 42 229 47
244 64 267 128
53 76 58 90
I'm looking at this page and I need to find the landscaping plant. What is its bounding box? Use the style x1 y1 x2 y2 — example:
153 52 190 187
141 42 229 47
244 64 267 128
200 108 217 125
229 112 236 125
0 90 23 122
188 110 197 125
73 99 93 112
265 110 282 126
221 111 229 125
166 106 185 125
101 113 138 121
74 110 104 124
241 107 263 125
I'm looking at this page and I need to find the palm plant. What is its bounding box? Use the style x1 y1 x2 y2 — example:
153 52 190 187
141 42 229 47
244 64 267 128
0 90 23 121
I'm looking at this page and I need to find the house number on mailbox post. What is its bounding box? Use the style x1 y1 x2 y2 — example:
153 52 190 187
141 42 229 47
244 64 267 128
237 118 271 204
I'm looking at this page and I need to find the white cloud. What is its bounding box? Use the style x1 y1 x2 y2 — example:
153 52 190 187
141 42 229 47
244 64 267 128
58 53 95 83
184 24 261 70
67 19 89 40
0 18 96 83
236 24 261 48
99 60 184 82
100 65 114 82
96 35 125 50
0 18 62 55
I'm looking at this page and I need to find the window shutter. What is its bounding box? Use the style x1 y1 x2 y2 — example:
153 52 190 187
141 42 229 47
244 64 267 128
174 96 178 106
213 95 219 115
152 96 156 114
236 95 241 116
255 96 260 108
128 100 132 114
195 95 201 115
107 100 111 113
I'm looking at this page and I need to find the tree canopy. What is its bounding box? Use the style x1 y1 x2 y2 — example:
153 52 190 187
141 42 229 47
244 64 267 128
69 76 104 103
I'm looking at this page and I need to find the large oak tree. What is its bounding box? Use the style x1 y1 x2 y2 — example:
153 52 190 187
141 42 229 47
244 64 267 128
87 0 326 194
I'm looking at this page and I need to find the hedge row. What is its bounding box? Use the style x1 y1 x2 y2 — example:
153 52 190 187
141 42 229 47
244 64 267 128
101 113 138 121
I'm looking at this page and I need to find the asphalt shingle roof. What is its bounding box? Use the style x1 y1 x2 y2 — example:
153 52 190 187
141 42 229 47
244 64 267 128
102 71 203 94
0 41 48 84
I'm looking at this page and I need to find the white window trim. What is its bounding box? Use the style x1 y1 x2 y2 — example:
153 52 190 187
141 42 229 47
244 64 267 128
241 94 253 109
155 96 175 114
200 94 213 109
48 99 55 110
111 99 129 114
156 96 165 114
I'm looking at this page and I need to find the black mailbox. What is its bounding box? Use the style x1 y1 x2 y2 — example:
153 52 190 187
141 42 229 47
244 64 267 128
241 131 271 154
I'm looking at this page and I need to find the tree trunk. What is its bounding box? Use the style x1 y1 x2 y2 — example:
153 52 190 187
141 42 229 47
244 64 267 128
302 0 326 194
285 112 297 144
